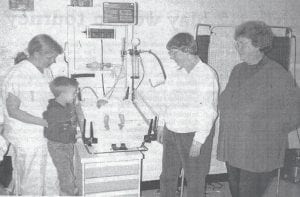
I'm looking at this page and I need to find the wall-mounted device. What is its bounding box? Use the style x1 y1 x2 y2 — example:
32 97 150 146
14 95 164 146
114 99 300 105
103 2 138 25
83 26 116 39
121 38 167 101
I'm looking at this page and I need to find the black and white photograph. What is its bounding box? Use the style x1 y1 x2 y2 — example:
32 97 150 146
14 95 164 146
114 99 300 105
0 0 299 196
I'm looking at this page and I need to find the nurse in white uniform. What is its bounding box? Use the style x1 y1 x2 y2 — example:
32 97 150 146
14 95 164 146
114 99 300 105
1 34 63 195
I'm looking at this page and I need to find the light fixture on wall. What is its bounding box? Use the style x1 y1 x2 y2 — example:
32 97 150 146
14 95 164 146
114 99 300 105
9 0 34 11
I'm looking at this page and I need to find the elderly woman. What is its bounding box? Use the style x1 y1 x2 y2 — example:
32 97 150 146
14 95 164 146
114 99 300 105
217 21 300 197
2 34 63 195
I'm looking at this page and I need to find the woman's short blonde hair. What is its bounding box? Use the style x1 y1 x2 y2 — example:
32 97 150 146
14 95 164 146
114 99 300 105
234 21 274 52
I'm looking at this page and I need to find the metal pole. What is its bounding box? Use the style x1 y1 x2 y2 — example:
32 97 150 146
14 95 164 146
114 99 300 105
180 169 184 197
276 168 280 197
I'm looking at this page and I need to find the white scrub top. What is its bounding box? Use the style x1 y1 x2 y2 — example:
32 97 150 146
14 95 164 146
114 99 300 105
1 60 53 143
0 65 13 125
0 98 3 124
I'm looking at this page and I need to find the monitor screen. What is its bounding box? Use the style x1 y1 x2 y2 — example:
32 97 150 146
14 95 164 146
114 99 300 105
103 2 137 24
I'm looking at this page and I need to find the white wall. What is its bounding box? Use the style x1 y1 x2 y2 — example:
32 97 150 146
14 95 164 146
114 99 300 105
1 0 300 83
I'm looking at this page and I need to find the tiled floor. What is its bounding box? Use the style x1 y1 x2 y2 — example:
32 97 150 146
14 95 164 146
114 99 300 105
142 179 300 197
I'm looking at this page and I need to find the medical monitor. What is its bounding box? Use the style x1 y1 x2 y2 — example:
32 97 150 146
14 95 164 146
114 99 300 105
103 2 138 25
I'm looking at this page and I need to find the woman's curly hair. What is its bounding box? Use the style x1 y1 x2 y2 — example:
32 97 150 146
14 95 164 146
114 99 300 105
234 21 274 52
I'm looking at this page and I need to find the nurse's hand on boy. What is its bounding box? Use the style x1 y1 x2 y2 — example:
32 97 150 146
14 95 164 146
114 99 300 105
157 126 164 144
189 140 202 157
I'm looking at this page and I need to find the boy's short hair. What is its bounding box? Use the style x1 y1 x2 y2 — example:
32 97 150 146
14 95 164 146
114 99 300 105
166 32 198 55
50 76 79 97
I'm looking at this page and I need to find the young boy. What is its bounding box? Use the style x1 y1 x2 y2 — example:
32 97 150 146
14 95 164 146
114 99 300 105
43 76 84 196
